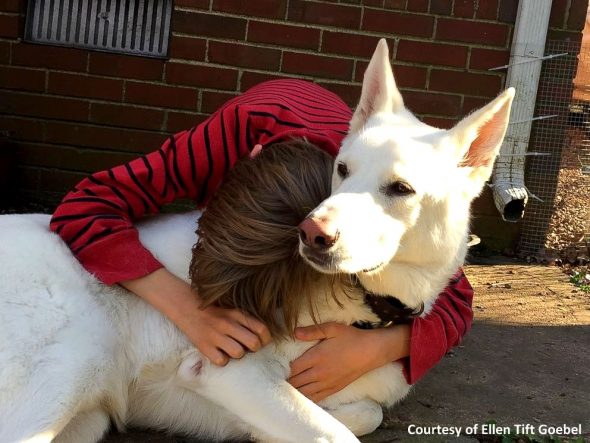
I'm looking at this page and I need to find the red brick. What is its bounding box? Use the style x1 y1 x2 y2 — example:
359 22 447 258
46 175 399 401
354 60 427 88
462 96 489 114
125 82 199 110
567 0 588 31
476 0 498 19
383 0 405 9
0 66 45 92
90 103 165 131
248 21 320 50
173 10 247 40
48 72 123 101
89 53 164 80
45 121 166 153
17 143 136 173
436 18 509 46
469 48 510 70
454 0 475 18
362 9 434 37
317 82 359 108
403 90 461 116
169 36 207 61
166 63 238 91
282 52 354 80
393 65 428 88
407 0 428 11
546 29 583 43
422 116 457 129
288 0 361 29
38 168 87 192
173 0 209 8
0 115 44 142
0 90 89 122
166 111 207 132
212 0 287 19
0 13 19 38
498 0 518 23
208 41 281 70
0 41 10 63
323 32 389 58
201 91 239 114
429 69 502 96
549 0 567 28
430 0 452 15
397 40 468 68
12 43 88 71
240 71 287 91
361 0 384 6
0 0 23 13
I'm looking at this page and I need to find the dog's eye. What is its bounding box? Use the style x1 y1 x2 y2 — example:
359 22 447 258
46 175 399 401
336 162 349 179
383 181 415 196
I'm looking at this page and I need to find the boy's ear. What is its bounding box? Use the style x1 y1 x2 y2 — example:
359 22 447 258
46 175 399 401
449 87 515 188
349 39 404 133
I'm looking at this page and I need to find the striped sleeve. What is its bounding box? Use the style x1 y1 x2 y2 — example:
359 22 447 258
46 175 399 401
403 270 474 384
50 102 250 285
50 79 351 285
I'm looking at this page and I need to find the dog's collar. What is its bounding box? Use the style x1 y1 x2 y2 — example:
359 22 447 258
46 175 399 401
363 292 424 326
352 277 424 329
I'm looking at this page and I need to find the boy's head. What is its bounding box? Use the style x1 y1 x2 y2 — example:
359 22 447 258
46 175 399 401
189 139 334 337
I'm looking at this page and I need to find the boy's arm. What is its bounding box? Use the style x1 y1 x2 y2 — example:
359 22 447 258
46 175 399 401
50 101 270 362
403 269 473 384
50 103 250 284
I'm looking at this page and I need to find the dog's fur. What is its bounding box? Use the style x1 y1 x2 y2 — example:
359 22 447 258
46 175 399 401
0 40 514 443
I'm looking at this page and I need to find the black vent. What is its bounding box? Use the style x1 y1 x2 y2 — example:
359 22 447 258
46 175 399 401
24 0 172 58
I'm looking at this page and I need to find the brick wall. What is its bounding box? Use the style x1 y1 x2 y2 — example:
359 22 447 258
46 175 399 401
0 0 587 246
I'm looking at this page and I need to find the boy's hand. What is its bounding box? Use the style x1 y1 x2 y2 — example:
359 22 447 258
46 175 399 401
186 303 272 366
288 322 410 403
121 268 271 366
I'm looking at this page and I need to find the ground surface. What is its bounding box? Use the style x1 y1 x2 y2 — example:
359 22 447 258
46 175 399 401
103 259 590 442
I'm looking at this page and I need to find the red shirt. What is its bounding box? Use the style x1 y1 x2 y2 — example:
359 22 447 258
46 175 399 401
50 79 473 384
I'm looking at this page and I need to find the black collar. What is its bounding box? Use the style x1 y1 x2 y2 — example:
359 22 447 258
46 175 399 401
352 277 424 329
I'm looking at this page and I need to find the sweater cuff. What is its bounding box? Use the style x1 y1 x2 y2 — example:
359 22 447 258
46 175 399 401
77 230 163 285
403 315 447 385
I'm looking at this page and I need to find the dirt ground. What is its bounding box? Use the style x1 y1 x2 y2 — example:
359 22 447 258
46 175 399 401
103 258 590 443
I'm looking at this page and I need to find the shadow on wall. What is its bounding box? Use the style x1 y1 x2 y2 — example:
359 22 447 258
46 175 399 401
0 133 17 209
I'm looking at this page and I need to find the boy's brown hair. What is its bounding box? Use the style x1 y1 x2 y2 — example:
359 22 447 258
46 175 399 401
189 139 335 337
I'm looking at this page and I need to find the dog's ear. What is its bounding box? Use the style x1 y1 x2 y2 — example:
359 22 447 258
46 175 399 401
349 39 404 133
449 88 515 187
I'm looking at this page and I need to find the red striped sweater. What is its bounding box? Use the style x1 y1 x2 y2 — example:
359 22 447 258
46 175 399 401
51 79 473 383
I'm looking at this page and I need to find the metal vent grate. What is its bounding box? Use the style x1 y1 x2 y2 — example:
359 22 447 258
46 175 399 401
24 0 172 58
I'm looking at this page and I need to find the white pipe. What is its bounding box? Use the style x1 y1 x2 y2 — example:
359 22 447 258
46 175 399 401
490 0 552 222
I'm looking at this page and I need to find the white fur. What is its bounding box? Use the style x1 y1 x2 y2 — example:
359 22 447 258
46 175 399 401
0 39 513 443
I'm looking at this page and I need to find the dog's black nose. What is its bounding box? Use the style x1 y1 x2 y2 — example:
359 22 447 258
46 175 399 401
298 217 339 250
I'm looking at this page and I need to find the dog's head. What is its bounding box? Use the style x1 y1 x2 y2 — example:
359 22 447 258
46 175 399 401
299 39 514 279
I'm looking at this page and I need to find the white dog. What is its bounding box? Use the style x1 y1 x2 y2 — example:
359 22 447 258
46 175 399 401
0 40 513 443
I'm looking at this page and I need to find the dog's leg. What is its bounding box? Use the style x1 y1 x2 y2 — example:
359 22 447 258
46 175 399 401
324 400 383 436
53 409 110 443
177 352 360 443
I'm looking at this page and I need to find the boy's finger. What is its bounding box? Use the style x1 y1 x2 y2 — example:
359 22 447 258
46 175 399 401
205 347 229 366
233 311 272 345
294 324 331 341
288 368 317 389
297 381 324 399
226 323 263 352
219 337 246 359
249 144 263 158
289 350 316 377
